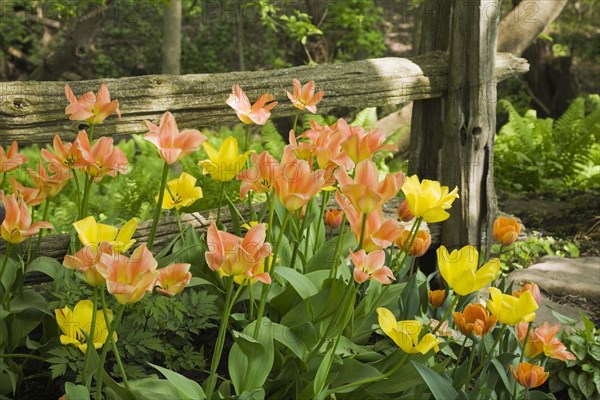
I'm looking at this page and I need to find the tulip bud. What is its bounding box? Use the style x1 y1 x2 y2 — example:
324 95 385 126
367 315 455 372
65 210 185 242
396 199 414 222
510 362 549 389
493 216 521 246
513 283 542 305
395 228 431 257
428 290 447 308
324 208 343 229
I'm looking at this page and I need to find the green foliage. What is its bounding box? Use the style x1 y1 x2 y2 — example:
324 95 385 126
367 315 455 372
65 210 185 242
547 313 600 400
495 95 600 192
493 232 580 273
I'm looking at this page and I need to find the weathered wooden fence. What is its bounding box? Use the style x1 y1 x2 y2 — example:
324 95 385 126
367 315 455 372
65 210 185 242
0 43 529 266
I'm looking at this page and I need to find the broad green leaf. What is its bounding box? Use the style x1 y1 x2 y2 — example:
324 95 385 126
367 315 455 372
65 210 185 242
412 361 458 400
26 256 62 280
577 373 595 398
272 322 308 360
65 383 90 400
491 358 512 392
330 357 383 389
306 234 356 273
0 256 18 292
313 345 336 395
528 391 558 400
276 267 318 299
148 362 205 400
10 289 51 316
115 377 182 400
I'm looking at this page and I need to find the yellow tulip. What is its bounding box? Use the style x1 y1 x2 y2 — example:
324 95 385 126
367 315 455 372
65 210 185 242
401 175 459 223
198 137 253 182
55 300 115 353
73 216 137 253
157 172 203 210
487 287 538 325
437 245 500 296
376 308 440 354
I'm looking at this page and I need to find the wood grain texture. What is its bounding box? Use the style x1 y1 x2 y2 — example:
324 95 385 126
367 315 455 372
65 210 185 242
0 52 528 146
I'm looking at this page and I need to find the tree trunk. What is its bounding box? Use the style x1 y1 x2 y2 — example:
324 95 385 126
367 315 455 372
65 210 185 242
440 0 501 253
497 0 569 57
28 4 111 81
162 0 182 75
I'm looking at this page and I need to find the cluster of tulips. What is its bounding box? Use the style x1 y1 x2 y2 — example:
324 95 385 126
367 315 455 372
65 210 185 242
0 78 577 399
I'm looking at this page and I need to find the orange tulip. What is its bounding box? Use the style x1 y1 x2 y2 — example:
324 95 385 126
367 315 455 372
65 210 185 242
513 283 542 306
324 208 343 229
41 133 85 170
285 79 324 114
8 177 45 206
97 245 159 304
396 199 414 222
428 290 446 308
452 303 497 337
336 191 402 252
0 195 53 244
63 242 113 287
65 83 121 125
156 263 192 297
205 222 272 284
27 160 70 198
516 322 575 362
339 122 398 164
349 249 395 284
395 227 431 257
336 159 404 214
144 111 207 165
237 150 279 199
510 362 549 389
493 216 521 246
226 83 278 125
76 133 129 182
0 141 27 173
273 149 325 211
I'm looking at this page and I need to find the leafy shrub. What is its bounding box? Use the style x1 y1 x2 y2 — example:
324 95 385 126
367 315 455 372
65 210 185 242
495 95 600 191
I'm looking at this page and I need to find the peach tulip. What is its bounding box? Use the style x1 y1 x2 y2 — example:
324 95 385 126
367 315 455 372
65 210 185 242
63 242 113 287
0 195 53 244
284 79 324 114
324 208 344 229
516 322 575 361
156 263 192 297
0 141 27 173
336 159 404 214
76 133 128 182
350 249 395 284
273 149 325 211
27 160 70 198
294 119 354 171
395 227 431 257
97 245 159 305
205 222 272 284
237 150 279 199
340 122 398 164
41 133 84 170
65 83 121 125
144 111 207 165
8 177 45 206
226 84 278 125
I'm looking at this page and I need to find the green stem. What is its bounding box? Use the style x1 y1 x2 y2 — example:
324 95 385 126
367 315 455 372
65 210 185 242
95 303 126 399
215 181 226 228
459 324 508 388
254 211 290 337
394 218 422 276
88 125 95 142
453 334 470 378
248 284 255 320
0 172 5 187
357 213 368 250
98 289 129 389
82 287 99 387
291 202 312 272
329 214 347 279
314 191 330 251
147 161 170 251
175 210 185 243
206 278 234 397
34 198 50 256
0 353 47 362
266 191 275 243
224 190 249 227
329 352 410 395
513 322 533 399
80 176 93 219
0 244 12 304
292 110 300 133
431 294 459 335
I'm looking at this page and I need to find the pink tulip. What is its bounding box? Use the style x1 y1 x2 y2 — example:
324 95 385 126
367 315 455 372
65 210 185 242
0 141 27 173
76 132 129 182
205 222 272 284
97 245 159 304
226 84 278 125
516 322 576 362
339 122 398 164
8 177 45 206
336 159 404 214
156 263 192 297
349 249 395 284
41 134 84 170
295 119 354 171
284 79 324 114
27 160 70 198
237 151 279 199
1 195 53 244
65 84 121 125
273 149 325 211
143 111 207 165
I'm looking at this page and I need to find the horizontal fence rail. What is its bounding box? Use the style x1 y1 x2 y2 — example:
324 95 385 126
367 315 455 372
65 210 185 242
0 52 528 146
